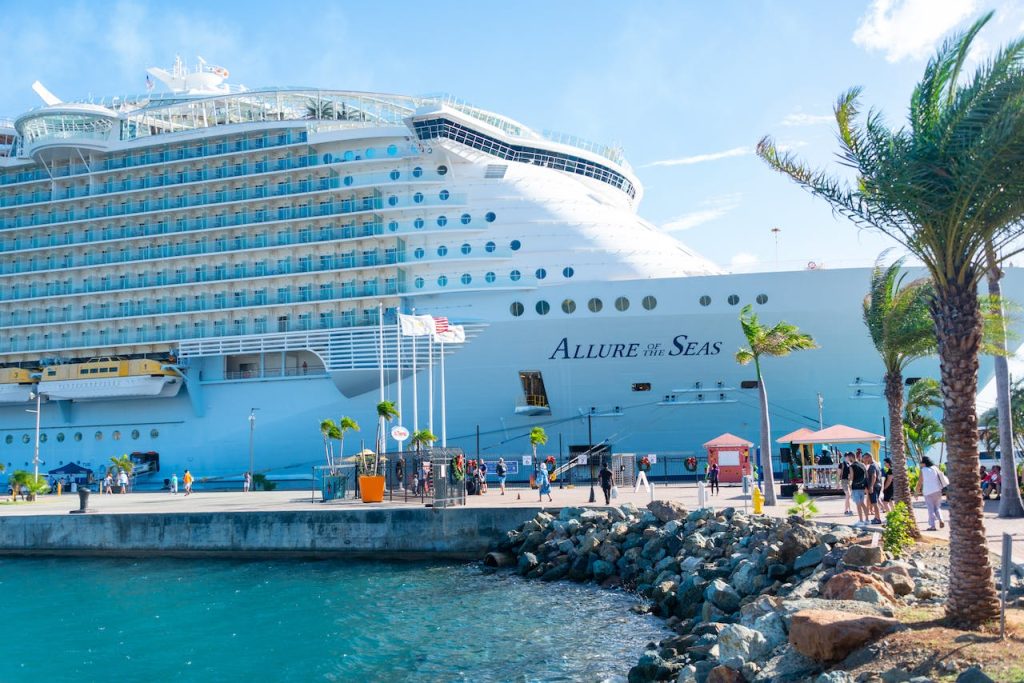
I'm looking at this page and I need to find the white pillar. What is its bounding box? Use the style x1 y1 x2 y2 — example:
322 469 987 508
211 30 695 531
440 339 447 447
396 316 402 454
428 336 434 438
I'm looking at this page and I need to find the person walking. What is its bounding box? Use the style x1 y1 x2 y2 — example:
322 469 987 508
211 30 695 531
103 472 113 495
849 453 869 525
861 452 882 525
479 460 488 494
170 473 179 494
707 462 720 496
599 462 614 504
880 458 894 514
915 456 947 531
634 456 651 494
117 469 129 494
537 460 553 503
395 456 405 491
496 458 507 495
183 469 194 496
839 453 854 515
243 471 251 493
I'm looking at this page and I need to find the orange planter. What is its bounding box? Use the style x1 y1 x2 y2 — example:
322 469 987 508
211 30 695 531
359 475 386 503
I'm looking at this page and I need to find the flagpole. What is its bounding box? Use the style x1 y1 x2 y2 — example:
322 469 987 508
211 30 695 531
411 307 418 433
428 335 434 440
396 313 402 454
378 301 385 454
440 339 447 447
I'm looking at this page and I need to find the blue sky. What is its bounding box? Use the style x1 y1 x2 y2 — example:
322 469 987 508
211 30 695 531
1 0 1022 271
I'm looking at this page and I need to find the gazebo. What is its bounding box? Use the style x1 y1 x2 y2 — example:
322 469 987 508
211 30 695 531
702 433 753 483
776 427 818 484
790 425 885 493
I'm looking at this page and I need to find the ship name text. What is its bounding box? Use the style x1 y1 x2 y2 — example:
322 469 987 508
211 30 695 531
548 335 723 361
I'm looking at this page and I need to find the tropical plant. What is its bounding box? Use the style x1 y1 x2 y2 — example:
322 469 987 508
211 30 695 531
862 252 935 536
410 429 436 454
337 416 360 472
529 426 548 465
252 473 277 491
110 454 133 476
786 491 819 519
735 304 817 506
903 378 943 467
319 418 341 470
371 401 399 475
883 502 916 558
9 470 49 501
304 99 334 120
756 11 1024 626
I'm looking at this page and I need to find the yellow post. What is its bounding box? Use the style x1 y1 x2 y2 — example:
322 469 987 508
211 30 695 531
752 485 764 514
56 481 61 496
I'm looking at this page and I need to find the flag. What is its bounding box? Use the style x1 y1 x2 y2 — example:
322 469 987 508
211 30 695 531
435 324 465 344
398 313 434 337
145 74 154 91
433 317 449 335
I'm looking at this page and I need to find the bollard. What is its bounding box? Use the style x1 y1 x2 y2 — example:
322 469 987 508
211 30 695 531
697 480 707 508
69 487 92 514
752 485 764 514
57 481 62 496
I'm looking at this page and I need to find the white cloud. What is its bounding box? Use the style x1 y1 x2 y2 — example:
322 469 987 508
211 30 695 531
853 0 977 63
644 146 750 168
729 252 759 269
780 112 833 127
662 194 741 232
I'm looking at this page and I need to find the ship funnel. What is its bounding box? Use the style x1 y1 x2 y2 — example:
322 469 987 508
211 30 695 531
31 81 62 106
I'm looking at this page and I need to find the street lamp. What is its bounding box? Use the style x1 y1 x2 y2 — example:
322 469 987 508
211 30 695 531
27 390 42 481
588 412 596 503
248 408 258 491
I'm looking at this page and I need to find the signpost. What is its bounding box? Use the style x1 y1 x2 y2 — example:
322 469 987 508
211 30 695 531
391 425 410 442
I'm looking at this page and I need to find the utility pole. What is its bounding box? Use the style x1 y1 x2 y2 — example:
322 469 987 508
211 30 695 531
248 408 258 490
588 412 596 503
771 227 781 267
817 392 824 430
28 390 42 481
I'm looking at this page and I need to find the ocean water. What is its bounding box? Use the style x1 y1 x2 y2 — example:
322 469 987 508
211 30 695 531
0 558 668 682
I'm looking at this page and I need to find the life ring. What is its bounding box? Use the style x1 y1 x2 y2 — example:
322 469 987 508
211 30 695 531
807 261 817 270
211 66 229 78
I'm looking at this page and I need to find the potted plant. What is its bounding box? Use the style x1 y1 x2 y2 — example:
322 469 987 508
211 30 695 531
360 401 398 503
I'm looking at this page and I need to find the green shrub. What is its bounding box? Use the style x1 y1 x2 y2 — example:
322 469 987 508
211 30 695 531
252 473 277 491
906 466 920 494
883 502 915 557
786 491 819 519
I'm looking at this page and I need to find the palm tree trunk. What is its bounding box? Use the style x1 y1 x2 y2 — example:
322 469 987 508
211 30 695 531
885 370 921 539
757 365 777 506
985 246 1024 517
932 282 999 627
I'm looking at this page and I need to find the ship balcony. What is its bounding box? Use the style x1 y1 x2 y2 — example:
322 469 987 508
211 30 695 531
514 395 551 416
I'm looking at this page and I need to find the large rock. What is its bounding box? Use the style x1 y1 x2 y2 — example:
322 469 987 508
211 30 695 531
780 525 820 564
815 673 855 683
706 665 744 683
788 609 899 662
841 544 886 568
753 611 788 651
517 552 538 575
592 559 615 580
822 571 896 605
718 624 770 667
956 666 995 683
872 565 915 597
794 544 829 571
649 500 689 523
705 578 742 613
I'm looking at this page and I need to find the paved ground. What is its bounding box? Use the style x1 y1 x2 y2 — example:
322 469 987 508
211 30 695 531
4 481 1022 563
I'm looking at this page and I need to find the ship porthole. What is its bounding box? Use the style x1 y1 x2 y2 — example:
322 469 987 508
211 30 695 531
4 435 11 444
485 212 496 223
510 302 525 317
74 432 82 442
39 433 47 443
112 431 121 441
485 272 496 283
728 294 740 305
95 431 103 441
56 433 65 442
615 297 630 312
562 299 576 314
699 296 711 307
150 429 160 439
756 293 768 304
536 300 550 315
437 165 448 176
131 430 140 440
642 295 657 310
588 298 603 313
22 434 30 444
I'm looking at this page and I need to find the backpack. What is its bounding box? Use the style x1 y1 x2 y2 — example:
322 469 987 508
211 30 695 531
850 461 867 489
496 463 507 476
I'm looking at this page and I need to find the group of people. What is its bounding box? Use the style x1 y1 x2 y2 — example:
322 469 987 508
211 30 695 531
837 448 950 531
101 469 131 494
979 465 1003 499
163 470 194 495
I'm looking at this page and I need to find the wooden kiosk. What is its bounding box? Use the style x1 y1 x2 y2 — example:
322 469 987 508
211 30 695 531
702 433 753 483
789 424 885 495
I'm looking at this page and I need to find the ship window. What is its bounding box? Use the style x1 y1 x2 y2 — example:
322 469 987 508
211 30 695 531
461 273 472 285
131 429 140 440
437 165 448 176
343 175 354 186
365 148 376 158
536 300 550 315
485 272 496 283
414 247 425 259
461 243 471 255
461 213 471 225
486 212 497 223
642 295 657 310
415 277 424 289
388 196 398 206
437 245 448 256
510 270 521 282
699 296 711 306
510 240 521 251
437 216 448 227
150 429 159 439
535 268 547 280
615 297 630 311
563 266 574 279
562 299 576 314
510 301 525 317
95 431 103 441
728 294 740 305
387 145 398 156
4 435 11 444
438 275 448 287
414 218 425 229
39 434 47 443
112 431 121 441
485 241 496 253
56 433 65 443
632 383 652 392
588 298 603 313
390 170 400 180
74 432 82 442
412 166 423 178
413 192 424 204
343 150 355 161
388 221 399 232
756 293 768 304
22 434 30 444
439 189 450 201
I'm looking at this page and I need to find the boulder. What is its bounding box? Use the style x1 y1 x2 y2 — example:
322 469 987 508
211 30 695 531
822 572 896 605
872 566 915 597
780 525 820 564
649 500 689 523
730 560 762 595
705 578 742 613
815 672 855 683
794 544 829 571
753 611 788 651
592 559 615 580
755 646 822 682
627 652 664 683
788 609 899 662
841 544 885 568
676 664 697 683
718 624 770 667
517 552 538 575
706 665 744 683
955 666 995 683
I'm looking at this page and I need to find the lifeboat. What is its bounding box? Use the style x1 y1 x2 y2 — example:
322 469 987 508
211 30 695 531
37 358 182 401
0 367 37 404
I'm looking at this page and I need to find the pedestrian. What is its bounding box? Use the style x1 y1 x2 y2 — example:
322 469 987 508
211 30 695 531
183 469 194 496
849 453 868 525
418 461 428 495
982 465 1002 499
634 456 651 494
117 469 129 494
880 457 894 514
599 462 614 504
170 472 178 494
839 453 853 515
103 472 113 495
914 456 947 531
707 462 720 496
861 452 882 524
537 460 553 503
395 456 405 491
479 460 488 493
496 458 508 495
243 471 251 492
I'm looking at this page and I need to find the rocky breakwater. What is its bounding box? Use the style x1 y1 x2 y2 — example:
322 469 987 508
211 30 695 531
487 501 941 683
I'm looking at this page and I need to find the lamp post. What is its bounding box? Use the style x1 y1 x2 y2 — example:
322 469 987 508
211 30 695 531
27 390 42 481
588 412 596 503
248 408 258 491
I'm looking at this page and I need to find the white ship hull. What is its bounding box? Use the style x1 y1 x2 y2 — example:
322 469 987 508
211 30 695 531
38 375 182 401
0 383 33 404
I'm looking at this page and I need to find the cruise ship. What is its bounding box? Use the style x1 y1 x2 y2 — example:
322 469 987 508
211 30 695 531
0 60 1018 487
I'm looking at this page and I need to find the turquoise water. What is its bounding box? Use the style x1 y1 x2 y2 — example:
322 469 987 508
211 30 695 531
0 558 667 682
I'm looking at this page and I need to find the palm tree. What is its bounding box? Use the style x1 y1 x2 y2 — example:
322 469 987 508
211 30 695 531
319 419 341 469
904 378 943 467
863 252 935 535
735 304 817 506
110 454 133 476
337 416 359 473
375 401 399 474
756 12 1024 625
305 99 334 120
410 429 437 454
529 426 548 465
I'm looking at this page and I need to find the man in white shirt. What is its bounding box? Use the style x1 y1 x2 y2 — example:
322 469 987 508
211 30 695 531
915 455 946 531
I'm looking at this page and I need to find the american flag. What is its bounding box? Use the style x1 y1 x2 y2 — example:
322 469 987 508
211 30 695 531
433 316 449 334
